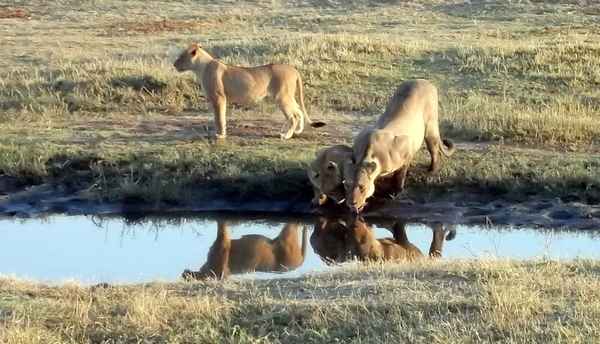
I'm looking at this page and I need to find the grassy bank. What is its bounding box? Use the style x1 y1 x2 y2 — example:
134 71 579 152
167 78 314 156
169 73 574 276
1 0 599 205
2 259 600 343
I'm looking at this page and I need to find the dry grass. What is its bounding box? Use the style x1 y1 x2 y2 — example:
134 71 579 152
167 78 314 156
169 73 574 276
2 259 600 343
0 0 599 204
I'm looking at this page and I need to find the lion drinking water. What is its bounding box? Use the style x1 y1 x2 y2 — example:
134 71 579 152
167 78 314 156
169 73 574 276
344 79 455 213
173 43 326 139
307 144 354 206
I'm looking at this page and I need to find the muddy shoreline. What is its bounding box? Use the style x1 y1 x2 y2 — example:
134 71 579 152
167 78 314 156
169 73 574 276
1 182 599 231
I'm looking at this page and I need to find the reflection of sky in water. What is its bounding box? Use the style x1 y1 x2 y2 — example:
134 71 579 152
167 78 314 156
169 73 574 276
0 215 599 285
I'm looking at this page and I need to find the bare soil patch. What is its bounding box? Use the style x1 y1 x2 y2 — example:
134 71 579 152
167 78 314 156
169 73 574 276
0 9 27 19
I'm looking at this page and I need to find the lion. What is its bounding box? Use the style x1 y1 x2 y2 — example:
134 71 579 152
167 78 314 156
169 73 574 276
182 220 308 280
344 217 456 262
310 215 354 265
173 43 326 139
307 144 354 206
343 79 455 213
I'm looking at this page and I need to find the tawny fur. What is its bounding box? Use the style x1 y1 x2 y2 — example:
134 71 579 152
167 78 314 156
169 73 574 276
310 215 353 265
173 43 326 140
182 220 308 280
307 144 354 206
345 218 456 262
344 79 455 213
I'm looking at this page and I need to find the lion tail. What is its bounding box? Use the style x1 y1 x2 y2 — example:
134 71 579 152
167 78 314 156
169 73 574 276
296 73 326 128
300 225 308 262
441 138 456 157
445 226 457 241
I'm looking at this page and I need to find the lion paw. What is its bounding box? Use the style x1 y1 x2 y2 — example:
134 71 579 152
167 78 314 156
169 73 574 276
312 194 327 206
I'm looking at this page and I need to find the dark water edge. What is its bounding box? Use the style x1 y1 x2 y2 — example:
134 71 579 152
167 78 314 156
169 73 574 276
1 182 600 231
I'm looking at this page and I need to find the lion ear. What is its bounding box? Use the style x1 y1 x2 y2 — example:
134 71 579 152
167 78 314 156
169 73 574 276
187 43 199 56
362 161 376 172
341 152 354 162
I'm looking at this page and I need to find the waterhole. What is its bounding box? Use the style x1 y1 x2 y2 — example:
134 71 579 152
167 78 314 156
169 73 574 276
1 213 599 285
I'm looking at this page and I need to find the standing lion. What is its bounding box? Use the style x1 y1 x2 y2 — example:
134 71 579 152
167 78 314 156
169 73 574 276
173 43 326 139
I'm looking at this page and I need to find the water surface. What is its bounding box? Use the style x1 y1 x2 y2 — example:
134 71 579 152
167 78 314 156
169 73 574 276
1 214 599 285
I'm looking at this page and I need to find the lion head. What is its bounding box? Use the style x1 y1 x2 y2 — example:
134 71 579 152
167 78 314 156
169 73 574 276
344 218 379 261
343 160 378 213
307 145 354 204
311 216 351 265
308 160 345 204
173 43 206 73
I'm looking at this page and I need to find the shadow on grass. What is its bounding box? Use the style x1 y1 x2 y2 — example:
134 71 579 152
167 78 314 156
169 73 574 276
33 149 600 211
43 152 315 206
109 75 168 94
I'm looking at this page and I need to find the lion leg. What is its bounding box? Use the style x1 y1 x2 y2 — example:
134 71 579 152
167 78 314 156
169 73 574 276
278 102 298 140
272 223 308 270
428 223 446 259
424 134 443 172
209 95 227 139
183 220 231 280
312 185 328 206
210 220 232 279
294 103 305 134
391 165 409 196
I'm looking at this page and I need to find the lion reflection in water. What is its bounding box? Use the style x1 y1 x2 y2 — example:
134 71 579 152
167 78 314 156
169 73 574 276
310 215 352 265
182 220 308 280
311 216 456 264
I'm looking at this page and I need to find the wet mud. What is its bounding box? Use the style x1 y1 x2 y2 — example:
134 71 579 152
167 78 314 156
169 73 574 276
1 181 599 231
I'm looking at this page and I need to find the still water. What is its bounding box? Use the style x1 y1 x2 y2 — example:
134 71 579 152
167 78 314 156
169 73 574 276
0 213 599 285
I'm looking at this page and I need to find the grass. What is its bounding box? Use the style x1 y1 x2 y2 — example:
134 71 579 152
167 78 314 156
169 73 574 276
2 259 600 343
0 0 600 205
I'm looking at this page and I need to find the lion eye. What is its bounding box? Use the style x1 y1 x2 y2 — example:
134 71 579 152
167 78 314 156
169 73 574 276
343 181 350 190
314 173 320 178
359 184 365 191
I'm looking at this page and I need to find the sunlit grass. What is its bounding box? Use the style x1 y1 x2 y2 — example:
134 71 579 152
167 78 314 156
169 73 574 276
2 259 600 343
